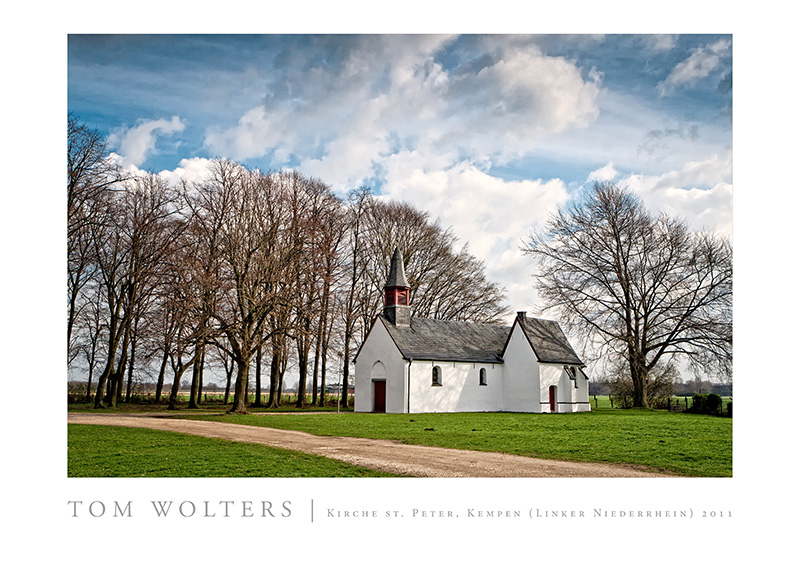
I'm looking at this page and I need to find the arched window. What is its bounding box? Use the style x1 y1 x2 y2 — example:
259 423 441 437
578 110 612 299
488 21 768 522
432 366 442 386
479 367 487 386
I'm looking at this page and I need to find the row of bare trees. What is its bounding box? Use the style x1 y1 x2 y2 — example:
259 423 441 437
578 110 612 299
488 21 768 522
67 116 508 412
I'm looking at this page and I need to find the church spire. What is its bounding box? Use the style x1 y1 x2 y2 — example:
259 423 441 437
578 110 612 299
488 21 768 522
385 246 409 288
383 247 410 326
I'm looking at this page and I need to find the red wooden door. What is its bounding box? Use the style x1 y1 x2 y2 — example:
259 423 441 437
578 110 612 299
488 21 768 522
373 381 386 413
549 385 557 413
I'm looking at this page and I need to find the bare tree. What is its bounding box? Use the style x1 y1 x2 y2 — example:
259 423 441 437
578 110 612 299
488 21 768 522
193 161 299 414
523 182 732 407
67 116 121 363
76 282 106 401
362 199 508 326
90 173 182 407
337 187 374 408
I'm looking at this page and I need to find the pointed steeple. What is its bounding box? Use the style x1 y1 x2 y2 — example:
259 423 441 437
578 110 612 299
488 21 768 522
385 247 410 289
383 247 411 326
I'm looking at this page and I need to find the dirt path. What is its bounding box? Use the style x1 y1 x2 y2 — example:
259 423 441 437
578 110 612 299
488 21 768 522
68 413 672 478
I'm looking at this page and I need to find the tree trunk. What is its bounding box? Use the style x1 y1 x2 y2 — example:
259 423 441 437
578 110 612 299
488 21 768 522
94 314 123 408
295 340 308 408
341 330 351 408
188 341 205 409
196 347 205 404
85 348 96 402
168 363 189 410
94 361 113 409
125 331 137 402
629 352 649 408
107 343 128 409
253 344 263 407
228 357 251 414
223 354 233 405
311 341 319 406
318 349 328 407
154 349 169 402
267 339 282 408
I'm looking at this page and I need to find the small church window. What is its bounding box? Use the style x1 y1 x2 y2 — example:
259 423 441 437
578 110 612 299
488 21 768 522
479 368 487 386
565 366 578 388
432 366 442 386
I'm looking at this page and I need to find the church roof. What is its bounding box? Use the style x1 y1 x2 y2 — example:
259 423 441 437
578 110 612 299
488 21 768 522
372 313 584 366
515 316 584 365
379 316 509 363
384 247 410 288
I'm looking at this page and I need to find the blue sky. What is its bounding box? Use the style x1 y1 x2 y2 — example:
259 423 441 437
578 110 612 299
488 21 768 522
68 33 732 313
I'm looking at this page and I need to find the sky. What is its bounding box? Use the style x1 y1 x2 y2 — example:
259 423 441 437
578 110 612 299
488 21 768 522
68 33 733 316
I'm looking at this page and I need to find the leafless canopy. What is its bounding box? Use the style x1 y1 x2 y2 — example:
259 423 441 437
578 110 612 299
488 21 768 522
67 117 509 412
523 182 732 407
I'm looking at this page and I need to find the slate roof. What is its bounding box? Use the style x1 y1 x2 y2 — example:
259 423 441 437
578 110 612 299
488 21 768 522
379 316 510 363
516 316 584 365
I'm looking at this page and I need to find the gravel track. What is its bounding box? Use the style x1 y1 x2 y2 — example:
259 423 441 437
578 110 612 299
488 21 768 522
68 413 673 478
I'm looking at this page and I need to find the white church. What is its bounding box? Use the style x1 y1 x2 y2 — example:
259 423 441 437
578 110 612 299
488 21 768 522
354 248 591 414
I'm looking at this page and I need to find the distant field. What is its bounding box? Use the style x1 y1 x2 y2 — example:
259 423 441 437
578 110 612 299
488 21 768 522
187 409 732 477
68 424 397 477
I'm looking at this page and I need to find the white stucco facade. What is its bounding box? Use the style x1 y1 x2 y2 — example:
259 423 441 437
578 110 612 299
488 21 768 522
407 360 503 413
354 316 591 414
353 320 407 413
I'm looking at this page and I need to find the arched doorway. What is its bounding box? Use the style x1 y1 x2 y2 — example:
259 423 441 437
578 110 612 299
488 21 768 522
549 385 557 413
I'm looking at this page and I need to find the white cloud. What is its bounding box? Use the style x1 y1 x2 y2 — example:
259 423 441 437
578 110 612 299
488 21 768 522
381 153 571 312
621 151 733 237
110 116 186 168
157 157 215 187
642 35 679 51
658 39 731 96
204 37 602 190
587 162 618 183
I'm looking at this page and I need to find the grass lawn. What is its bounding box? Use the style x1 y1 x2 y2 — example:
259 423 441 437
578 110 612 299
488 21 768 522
187 409 732 477
68 424 397 477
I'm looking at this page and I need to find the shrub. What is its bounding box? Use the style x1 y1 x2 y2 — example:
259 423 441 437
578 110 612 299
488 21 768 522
603 360 677 409
687 393 723 416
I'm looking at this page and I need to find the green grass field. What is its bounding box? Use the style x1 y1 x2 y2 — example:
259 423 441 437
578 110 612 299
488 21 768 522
67 424 397 477
186 409 732 477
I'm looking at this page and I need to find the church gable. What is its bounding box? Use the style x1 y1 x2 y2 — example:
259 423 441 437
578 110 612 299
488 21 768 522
504 312 583 366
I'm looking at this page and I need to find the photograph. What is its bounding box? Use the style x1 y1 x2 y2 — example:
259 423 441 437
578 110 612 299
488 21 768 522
66 33 733 481
4 6 796 563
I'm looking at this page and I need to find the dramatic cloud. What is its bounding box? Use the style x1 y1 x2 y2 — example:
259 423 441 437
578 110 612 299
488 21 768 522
381 153 571 311
658 39 731 96
70 34 732 316
204 37 602 192
110 116 185 168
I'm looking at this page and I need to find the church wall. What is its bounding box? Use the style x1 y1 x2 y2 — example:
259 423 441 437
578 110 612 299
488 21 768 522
408 360 503 413
501 323 542 412
353 319 407 413
539 364 591 413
